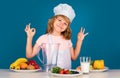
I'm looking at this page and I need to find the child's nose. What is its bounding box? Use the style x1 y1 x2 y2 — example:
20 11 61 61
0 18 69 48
59 22 64 26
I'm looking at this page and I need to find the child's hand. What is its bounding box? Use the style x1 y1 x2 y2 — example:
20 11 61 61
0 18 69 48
25 23 36 38
77 27 88 41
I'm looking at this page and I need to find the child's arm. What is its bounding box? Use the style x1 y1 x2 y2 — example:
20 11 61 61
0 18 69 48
71 27 88 60
25 23 38 58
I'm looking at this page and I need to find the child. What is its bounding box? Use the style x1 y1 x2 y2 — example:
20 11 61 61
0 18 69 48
25 3 88 69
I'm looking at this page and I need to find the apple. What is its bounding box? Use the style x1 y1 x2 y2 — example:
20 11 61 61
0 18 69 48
34 64 40 69
28 60 36 65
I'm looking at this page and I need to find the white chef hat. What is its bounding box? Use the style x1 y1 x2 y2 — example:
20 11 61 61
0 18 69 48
53 3 76 22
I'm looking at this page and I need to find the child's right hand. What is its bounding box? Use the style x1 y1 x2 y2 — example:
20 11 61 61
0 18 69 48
25 23 36 38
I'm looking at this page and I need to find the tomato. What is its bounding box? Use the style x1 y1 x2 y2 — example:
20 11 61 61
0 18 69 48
64 70 69 74
59 69 70 74
59 69 64 74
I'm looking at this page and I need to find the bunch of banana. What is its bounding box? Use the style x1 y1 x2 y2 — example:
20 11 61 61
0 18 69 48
10 58 28 70
14 65 20 70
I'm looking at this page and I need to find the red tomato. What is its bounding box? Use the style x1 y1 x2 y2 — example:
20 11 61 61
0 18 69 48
59 69 64 74
64 70 69 74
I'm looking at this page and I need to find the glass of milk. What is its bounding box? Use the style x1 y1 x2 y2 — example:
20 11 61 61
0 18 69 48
80 57 91 74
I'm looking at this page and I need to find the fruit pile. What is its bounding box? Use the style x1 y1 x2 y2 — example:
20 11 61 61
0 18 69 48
51 66 79 74
10 58 40 70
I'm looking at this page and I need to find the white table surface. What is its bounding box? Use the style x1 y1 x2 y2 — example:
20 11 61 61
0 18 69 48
0 69 120 78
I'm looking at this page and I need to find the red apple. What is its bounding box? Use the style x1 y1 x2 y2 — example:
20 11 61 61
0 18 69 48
34 64 40 69
28 60 36 65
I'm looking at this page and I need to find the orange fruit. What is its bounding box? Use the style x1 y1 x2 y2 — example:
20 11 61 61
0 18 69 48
20 62 28 69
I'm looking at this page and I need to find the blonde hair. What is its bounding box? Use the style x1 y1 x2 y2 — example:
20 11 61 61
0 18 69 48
46 15 72 40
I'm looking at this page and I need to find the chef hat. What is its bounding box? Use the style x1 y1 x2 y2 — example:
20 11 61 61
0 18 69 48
53 3 76 22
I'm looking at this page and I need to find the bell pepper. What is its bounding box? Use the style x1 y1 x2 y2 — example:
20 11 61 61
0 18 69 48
93 60 104 69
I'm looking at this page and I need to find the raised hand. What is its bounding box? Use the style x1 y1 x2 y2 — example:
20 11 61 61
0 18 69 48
25 23 36 38
77 27 88 41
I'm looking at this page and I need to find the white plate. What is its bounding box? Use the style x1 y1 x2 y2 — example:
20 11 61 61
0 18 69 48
90 67 109 72
10 69 41 72
49 70 82 77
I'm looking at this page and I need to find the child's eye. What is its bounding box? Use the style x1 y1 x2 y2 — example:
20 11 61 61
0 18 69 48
58 19 61 21
64 23 68 26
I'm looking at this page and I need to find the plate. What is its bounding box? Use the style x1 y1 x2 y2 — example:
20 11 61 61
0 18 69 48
10 69 41 72
49 70 82 77
90 67 109 72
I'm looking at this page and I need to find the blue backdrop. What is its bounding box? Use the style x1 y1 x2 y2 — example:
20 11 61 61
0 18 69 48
0 0 120 69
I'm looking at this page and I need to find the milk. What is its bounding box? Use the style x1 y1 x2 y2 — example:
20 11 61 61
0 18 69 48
80 57 91 73
81 62 90 73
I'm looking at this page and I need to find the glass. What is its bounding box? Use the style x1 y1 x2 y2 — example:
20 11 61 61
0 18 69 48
80 57 91 74
37 43 60 72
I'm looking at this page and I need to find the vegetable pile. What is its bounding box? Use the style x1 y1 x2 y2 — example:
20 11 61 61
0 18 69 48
51 66 79 74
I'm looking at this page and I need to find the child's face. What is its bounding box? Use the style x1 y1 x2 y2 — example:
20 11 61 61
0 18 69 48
53 16 68 34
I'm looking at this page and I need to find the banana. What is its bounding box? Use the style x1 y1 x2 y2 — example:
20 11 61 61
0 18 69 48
10 63 15 69
10 58 28 69
15 65 20 70
14 58 28 66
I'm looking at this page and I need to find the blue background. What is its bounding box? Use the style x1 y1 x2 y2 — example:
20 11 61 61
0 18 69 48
0 0 120 69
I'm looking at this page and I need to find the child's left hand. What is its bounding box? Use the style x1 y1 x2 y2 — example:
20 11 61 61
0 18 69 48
77 27 88 41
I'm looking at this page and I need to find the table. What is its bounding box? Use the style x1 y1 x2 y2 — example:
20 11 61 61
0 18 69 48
0 69 120 78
